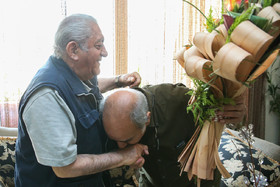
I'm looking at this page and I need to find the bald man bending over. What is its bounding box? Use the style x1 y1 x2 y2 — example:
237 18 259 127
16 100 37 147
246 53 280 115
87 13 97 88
100 83 246 187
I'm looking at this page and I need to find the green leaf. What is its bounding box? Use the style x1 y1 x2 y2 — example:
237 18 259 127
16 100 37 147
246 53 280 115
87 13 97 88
228 11 269 31
263 0 272 8
186 78 235 126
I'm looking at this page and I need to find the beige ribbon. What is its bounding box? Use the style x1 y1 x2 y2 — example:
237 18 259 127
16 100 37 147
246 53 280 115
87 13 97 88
257 5 280 38
230 20 274 62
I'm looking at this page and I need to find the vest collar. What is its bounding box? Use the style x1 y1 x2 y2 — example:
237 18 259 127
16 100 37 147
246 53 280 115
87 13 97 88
50 56 99 96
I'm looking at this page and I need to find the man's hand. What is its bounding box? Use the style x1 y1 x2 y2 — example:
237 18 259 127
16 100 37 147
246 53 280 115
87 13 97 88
119 72 141 88
52 144 149 178
98 72 141 93
215 94 246 124
117 144 149 168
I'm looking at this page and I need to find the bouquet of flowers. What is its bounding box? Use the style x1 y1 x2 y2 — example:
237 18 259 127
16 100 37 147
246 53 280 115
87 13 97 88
175 0 280 186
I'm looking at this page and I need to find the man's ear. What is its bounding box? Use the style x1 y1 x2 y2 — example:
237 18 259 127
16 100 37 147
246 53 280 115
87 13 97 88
66 41 79 61
146 111 151 127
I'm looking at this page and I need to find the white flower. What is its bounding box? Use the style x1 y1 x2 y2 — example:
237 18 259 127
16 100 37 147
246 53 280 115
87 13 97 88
223 158 244 173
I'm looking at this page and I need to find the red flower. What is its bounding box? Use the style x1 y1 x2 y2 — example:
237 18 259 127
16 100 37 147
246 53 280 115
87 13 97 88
225 0 248 11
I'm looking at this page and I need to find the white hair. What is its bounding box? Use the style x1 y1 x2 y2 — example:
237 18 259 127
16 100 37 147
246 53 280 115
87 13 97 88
53 14 97 58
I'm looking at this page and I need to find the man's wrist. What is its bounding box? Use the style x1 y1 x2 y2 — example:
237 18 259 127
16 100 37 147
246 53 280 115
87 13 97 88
115 75 122 87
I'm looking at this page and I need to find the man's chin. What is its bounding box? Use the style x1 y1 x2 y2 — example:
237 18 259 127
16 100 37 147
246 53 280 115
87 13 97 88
94 65 100 75
95 70 100 76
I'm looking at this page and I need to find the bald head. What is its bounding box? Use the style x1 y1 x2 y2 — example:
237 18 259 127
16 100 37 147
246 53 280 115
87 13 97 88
100 88 149 129
100 88 150 147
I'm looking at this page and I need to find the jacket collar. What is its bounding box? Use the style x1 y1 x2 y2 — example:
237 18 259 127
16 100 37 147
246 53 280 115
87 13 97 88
133 87 156 128
134 87 160 150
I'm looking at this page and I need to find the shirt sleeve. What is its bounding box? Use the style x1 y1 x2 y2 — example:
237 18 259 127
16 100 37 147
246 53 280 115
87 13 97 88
23 87 77 167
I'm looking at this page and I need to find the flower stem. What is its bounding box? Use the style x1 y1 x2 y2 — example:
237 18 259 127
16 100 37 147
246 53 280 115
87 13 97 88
243 129 258 186
182 0 210 22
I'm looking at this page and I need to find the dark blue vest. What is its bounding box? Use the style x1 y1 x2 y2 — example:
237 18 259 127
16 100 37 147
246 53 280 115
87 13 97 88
15 56 108 187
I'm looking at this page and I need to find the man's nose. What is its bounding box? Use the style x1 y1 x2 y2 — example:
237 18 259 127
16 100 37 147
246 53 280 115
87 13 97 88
101 46 108 57
117 142 128 149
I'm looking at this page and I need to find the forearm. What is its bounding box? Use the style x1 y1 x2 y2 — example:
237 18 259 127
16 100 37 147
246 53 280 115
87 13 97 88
98 77 119 93
52 152 125 178
52 143 149 178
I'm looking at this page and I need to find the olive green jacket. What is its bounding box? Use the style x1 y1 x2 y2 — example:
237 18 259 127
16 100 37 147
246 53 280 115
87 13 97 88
135 83 221 187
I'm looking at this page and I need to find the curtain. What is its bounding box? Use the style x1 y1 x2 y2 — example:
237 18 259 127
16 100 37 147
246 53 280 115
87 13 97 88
115 0 128 75
0 0 64 127
127 0 183 85
127 0 221 87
